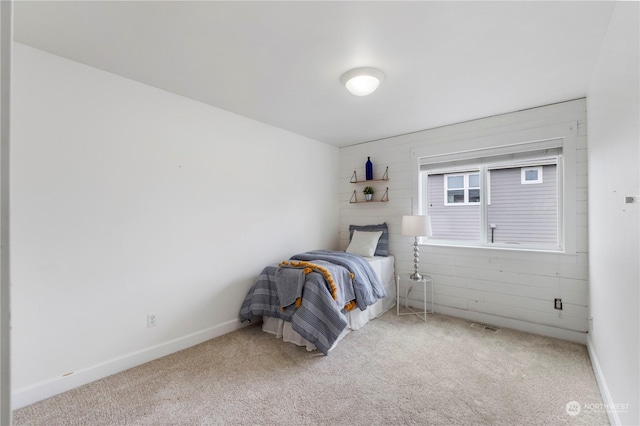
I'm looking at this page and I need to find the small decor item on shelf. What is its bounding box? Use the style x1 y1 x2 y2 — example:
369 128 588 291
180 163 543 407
363 186 374 201
366 157 373 180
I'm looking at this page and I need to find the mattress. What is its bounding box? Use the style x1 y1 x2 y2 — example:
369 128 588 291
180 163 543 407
261 255 396 351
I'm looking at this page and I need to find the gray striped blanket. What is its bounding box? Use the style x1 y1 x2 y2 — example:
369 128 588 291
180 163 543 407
290 250 386 310
239 250 385 355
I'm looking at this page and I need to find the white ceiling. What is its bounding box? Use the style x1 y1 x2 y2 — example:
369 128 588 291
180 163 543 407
13 1 616 147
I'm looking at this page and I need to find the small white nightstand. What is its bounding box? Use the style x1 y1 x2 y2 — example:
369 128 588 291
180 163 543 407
396 274 433 322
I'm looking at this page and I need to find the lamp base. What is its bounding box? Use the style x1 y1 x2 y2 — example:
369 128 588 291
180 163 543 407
410 236 422 281
409 271 423 281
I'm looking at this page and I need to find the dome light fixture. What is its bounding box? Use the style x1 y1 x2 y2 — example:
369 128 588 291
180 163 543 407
341 67 385 96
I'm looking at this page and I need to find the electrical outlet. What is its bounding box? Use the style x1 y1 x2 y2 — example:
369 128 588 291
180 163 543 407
147 315 157 328
554 298 563 310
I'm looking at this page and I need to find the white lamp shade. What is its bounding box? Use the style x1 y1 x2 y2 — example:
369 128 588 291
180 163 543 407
341 67 384 96
401 215 432 237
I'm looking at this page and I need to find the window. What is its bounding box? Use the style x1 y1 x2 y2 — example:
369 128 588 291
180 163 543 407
521 166 543 184
419 143 563 251
445 172 480 205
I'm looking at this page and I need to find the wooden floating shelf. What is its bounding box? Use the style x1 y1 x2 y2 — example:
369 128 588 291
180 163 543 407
350 187 389 204
350 166 389 183
351 178 389 183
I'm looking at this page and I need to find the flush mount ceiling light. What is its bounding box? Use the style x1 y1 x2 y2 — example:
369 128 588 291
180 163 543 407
341 67 385 96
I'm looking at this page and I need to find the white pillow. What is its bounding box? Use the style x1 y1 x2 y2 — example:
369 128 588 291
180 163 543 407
346 230 383 257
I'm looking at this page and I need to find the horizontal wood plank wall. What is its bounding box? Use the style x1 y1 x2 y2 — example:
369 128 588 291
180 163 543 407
339 99 588 343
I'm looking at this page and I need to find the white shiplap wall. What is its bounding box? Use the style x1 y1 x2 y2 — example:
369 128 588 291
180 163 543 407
339 99 589 343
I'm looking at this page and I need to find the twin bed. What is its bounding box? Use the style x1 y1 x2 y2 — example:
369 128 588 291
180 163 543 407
239 224 395 354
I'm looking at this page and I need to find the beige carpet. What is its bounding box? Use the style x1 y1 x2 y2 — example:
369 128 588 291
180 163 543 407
13 311 609 425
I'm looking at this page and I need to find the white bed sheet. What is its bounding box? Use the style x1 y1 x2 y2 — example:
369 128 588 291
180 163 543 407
262 255 396 352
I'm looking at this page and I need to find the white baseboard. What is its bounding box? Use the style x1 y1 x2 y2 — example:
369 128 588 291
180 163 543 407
586 336 620 426
12 319 247 410
434 304 587 345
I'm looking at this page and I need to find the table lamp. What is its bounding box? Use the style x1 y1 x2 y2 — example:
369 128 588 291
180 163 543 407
401 215 432 280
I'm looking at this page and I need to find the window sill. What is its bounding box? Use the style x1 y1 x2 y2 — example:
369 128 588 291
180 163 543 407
422 241 575 256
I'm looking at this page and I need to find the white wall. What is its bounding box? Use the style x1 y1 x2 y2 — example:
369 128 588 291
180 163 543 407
10 43 339 408
0 2 12 423
340 99 589 343
587 3 639 425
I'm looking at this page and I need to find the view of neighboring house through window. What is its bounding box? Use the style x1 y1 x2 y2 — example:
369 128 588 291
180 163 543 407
521 166 543 184
487 163 558 247
445 172 480 205
420 145 563 251
427 172 481 241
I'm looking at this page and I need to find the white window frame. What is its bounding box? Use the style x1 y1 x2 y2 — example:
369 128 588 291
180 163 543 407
411 121 578 254
486 170 492 205
521 166 543 184
423 156 559 249
444 172 480 206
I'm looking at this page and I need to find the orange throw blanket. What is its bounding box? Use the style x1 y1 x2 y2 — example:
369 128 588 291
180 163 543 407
279 260 356 312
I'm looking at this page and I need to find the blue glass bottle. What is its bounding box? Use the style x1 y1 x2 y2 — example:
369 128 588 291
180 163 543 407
366 157 373 180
